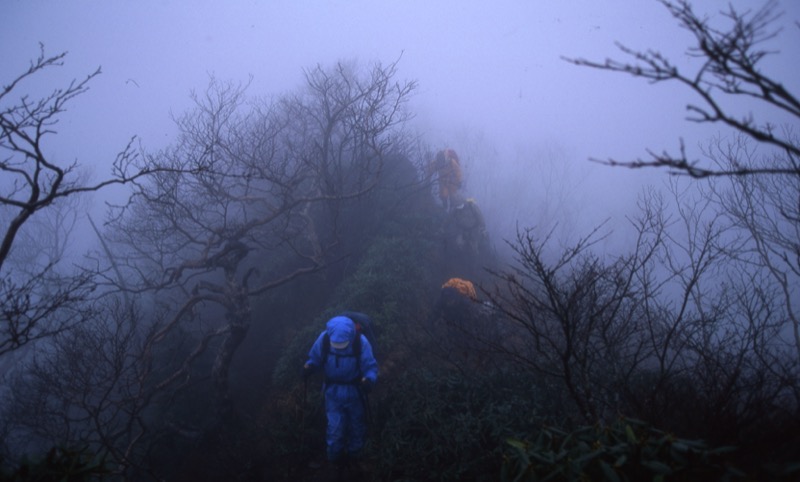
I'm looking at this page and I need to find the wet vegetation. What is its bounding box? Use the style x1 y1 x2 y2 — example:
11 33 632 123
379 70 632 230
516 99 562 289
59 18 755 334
2 2 800 481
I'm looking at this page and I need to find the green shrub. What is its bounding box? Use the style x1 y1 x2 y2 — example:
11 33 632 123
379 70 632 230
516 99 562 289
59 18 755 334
272 233 437 388
501 417 745 482
374 368 546 482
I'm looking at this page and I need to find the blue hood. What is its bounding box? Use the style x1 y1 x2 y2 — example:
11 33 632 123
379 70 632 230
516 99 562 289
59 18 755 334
327 316 355 348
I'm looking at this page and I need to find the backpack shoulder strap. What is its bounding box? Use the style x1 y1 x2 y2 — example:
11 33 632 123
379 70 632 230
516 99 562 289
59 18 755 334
322 332 331 364
353 334 362 373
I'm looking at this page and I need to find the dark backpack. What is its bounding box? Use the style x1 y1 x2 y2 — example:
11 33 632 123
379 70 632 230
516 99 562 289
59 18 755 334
321 311 376 366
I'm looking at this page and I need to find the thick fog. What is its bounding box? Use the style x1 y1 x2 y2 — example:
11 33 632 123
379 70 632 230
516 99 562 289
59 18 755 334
4 3 800 478
3 0 799 253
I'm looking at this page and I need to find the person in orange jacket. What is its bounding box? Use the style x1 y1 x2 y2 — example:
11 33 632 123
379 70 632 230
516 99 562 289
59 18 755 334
441 277 477 301
433 277 478 326
427 148 463 211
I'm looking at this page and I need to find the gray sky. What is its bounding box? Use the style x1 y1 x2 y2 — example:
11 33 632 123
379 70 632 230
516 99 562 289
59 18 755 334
3 0 799 251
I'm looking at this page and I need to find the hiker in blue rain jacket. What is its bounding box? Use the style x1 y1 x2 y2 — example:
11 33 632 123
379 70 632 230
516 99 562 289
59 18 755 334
304 315 379 470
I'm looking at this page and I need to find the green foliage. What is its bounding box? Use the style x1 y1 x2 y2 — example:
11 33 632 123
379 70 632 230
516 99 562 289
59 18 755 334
501 417 745 482
264 183 444 477
374 368 546 482
0 445 109 482
272 232 437 388
330 233 437 335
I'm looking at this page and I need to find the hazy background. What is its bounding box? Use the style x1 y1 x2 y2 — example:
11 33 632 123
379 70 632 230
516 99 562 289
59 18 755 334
3 0 799 255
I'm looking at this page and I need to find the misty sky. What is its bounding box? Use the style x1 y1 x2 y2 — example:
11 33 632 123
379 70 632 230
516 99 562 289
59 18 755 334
3 0 799 251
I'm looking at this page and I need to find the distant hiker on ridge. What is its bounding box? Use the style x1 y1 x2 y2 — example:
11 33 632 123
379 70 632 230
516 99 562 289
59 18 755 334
427 148 463 211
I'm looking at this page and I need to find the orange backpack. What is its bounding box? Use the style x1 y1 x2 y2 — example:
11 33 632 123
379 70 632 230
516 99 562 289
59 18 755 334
441 277 477 300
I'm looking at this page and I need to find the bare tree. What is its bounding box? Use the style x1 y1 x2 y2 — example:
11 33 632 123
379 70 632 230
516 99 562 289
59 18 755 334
0 45 155 357
565 0 799 178
104 60 415 422
486 219 661 423
0 298 159 479
1 60 415 477
485 177 798 438
703 133 800 361
566 0 800 363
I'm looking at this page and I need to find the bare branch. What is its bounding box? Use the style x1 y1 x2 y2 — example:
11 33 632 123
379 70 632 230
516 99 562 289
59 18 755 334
565 0 799 177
